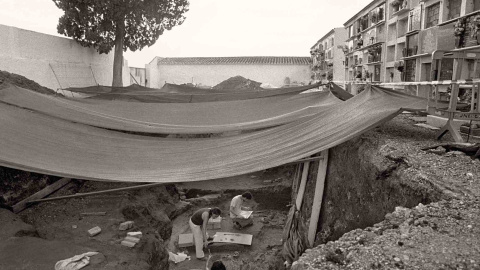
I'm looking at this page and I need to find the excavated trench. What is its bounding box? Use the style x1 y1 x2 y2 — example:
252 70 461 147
297 135 443 248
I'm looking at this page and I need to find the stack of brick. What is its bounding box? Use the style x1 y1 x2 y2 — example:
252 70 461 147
121 231 142 248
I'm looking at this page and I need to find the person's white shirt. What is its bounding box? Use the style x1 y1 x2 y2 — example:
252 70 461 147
230 195 243 218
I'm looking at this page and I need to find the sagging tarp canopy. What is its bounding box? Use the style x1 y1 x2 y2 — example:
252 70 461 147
0 85 429 183
82 83 323 103
0 83 341 134
329 82 354 101
65 82 322 95
64 84 157 94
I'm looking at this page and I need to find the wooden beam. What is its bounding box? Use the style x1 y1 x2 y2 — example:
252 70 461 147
308 149 329 246
295 161 310 211
284 156 324 166
12 178 71 213
26 182 166 205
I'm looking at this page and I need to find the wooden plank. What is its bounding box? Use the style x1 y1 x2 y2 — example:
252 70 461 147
283 156 324 166
27 182 166 204
295 161 310 211
12 178 71 213
308 149 329 246
80 212 107 216
212 232 253 246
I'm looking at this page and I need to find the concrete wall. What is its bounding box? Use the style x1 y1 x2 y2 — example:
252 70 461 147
147 59 311 88
0 24 130 90
130 67 146 86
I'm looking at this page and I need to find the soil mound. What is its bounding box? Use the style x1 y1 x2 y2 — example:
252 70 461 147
213 76 262 90
0 70 55 95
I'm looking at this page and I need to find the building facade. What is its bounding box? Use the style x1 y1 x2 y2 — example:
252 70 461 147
343 0 387 83
310 28 348 82
312 0 480 92
146 57 312 89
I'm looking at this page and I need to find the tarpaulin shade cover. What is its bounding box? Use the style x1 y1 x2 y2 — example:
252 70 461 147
85 83 323 103
0 83 341 134
64 84 156 94
65 82 322 96
0 85 429 183
330 83 354 101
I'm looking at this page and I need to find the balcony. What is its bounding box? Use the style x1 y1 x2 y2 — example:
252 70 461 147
438 11 480 51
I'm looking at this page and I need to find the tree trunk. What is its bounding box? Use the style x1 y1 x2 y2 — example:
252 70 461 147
112 19 125 87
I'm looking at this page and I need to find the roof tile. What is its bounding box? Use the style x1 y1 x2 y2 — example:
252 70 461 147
156 56 311 65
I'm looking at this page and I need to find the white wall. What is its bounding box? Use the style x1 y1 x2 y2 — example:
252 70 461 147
147 59 311 88
333 28 348 82
0 24 129 90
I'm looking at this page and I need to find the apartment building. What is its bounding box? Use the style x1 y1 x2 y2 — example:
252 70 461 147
343 0 387 83
310 28 348 82
312 0 480 89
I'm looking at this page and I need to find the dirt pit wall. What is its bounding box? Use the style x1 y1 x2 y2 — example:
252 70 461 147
298 133 446 247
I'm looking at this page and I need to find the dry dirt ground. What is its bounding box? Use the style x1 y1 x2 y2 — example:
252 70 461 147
0 168 292 270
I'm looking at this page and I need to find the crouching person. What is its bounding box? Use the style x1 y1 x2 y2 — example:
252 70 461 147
230 192 253 229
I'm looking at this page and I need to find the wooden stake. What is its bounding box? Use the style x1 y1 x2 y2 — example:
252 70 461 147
12 178 71 213
295 161 310 211
308 149 329 246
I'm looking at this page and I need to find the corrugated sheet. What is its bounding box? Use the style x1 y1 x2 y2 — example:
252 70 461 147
156 56 312 65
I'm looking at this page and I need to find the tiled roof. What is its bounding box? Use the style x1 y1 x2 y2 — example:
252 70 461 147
156 56 312 65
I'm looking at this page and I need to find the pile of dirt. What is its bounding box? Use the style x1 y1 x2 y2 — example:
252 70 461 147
213 76 262 90
0 70 55 95
292 198 480 270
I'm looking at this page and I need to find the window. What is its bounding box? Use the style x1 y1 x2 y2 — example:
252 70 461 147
404 60 416 82
425 3 440 29
447 0 461 20
406 33 419 57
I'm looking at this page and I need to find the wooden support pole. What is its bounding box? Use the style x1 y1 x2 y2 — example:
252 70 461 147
307 149 329 246
26 182 166 205
12 178 71 213
295 161 310 211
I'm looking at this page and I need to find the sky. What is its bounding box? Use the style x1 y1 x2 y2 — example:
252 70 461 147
0 0 372 67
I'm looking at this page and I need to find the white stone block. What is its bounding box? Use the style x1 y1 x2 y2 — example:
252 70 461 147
121 240 136 248
127 231 142 238
207 216 222 229
119 221 134 231
88 226 101 237
124 236 141 243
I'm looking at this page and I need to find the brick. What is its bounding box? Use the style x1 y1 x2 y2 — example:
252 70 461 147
207 216 222 229
124 236 140 243
119 221 134 231
127 231 142 238
178 233 194 248
88 226 101 237
121 240 136 248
